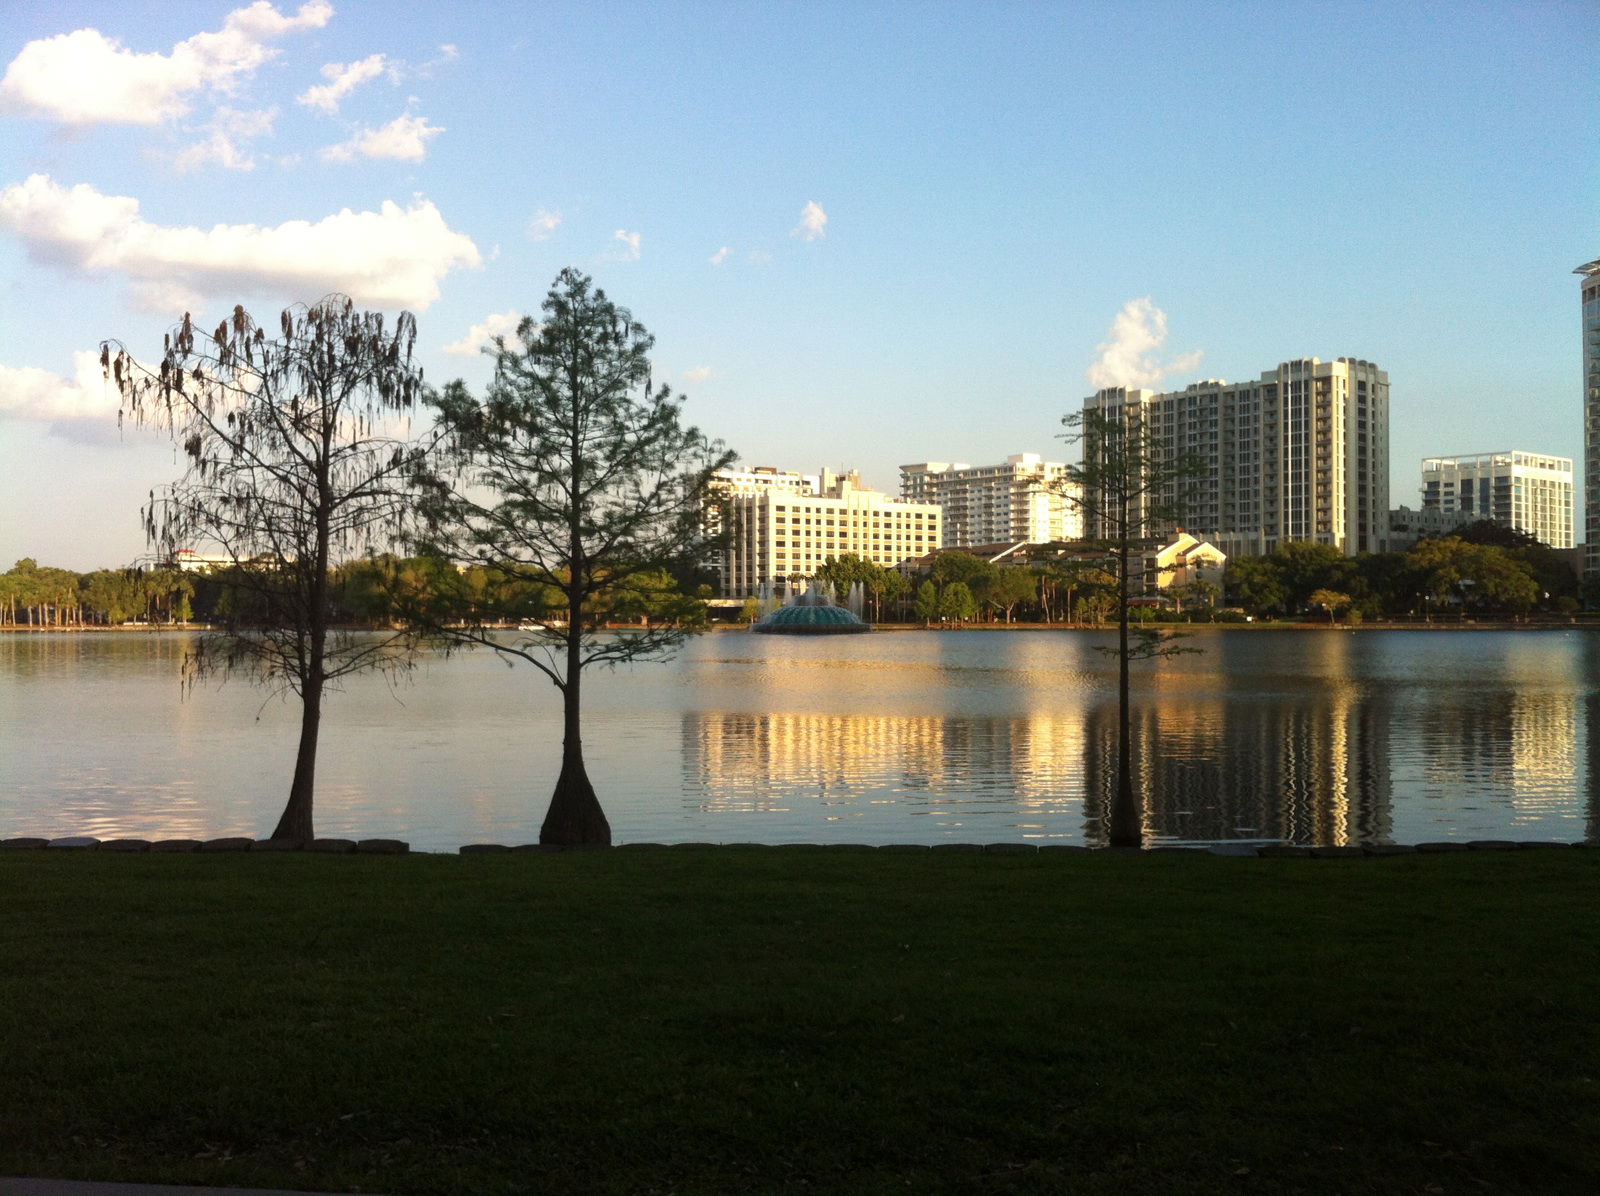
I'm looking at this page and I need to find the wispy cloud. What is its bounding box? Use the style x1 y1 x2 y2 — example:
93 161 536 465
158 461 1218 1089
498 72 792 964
683 365 713 383
528 209 561 241
174 105 277 172
792 200 827 241
0 2 331 126
612 229 641 261
708 245 730 266
414 44 460 77
322 114 444 163
443 311 525 357
298 53 389 115
1084 298 1203 390
0 173 482 311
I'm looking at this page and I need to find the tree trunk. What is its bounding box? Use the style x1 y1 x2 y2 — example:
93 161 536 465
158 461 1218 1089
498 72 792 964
1109 517 1141 849
540 640 612 845
272 678 320 844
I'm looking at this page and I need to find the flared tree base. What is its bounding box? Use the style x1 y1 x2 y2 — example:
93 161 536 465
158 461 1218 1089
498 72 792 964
540 759 612 846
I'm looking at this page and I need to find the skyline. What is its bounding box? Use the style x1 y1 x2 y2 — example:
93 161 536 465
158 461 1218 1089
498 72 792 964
0 0 1594 570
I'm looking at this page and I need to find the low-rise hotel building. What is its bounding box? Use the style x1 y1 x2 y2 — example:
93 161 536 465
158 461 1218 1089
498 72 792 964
715 467 942 599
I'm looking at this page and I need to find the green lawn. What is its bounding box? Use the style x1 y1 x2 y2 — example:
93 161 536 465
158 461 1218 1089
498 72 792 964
2 849 1596 1195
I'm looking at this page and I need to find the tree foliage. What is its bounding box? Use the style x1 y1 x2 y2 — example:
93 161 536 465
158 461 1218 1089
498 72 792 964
1222 533 1561 620
1307 588 1352 623
814 552 907 621
938 580 978 623
103 297 428 843
409 269 733 845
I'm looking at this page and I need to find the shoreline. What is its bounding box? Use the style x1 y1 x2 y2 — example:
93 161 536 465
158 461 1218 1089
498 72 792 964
4 835 1592 855
4 618 1596 635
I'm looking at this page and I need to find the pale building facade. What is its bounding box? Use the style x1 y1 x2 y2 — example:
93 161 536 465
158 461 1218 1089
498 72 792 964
1578 257 1600 572
1142 532 1226 596
898 453 1083 548
1387 505 1459 552
1420 451 1574 549
1082 357 1389 558
715 467 941 599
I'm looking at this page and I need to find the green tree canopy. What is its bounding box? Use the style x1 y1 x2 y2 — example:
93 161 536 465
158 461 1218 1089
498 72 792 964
409 269 734 845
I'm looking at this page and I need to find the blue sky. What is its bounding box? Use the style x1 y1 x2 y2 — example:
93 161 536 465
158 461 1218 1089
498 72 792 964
1 0 1594 569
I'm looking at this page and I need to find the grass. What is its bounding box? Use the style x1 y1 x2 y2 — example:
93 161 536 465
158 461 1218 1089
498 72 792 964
1 848 1597 1195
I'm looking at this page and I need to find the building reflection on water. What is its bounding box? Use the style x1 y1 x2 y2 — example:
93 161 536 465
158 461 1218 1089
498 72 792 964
680 672 1402 846
1078 687 1395 846
680 710 1091 827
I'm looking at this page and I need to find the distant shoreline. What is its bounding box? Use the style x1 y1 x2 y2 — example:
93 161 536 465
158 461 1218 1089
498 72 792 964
6 619 1594 635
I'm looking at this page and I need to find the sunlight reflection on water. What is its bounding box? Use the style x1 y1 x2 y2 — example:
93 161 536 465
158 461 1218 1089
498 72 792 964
1 628 1595 849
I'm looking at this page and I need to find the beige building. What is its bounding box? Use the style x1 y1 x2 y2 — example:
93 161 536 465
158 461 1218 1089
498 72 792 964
1387 505 1459 552
1142 532 1226 596
1083 357 1389 558
899 453 1082 548
715 467 941 599
1420 451 1574 549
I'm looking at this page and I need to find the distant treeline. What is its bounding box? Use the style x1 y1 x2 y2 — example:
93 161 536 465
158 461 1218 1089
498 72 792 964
823 519 1584 625
3 519 1584 630
0 555 716 630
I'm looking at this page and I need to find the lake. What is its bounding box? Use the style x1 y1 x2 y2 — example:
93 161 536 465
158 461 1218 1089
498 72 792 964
1 628 1595 850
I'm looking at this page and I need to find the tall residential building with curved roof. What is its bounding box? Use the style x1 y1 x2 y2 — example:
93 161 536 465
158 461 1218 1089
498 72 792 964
1083 357 1389 558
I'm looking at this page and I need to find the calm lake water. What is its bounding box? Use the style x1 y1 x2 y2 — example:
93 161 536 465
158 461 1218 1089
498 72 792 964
1 628 1596 850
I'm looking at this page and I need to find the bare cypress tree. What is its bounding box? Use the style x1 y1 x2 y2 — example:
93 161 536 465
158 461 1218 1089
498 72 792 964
102 298 428 844
1060 403 1201 849
409 269 734 846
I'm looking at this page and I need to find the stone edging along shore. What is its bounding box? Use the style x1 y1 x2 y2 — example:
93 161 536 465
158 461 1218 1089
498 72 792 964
0 836 1590 857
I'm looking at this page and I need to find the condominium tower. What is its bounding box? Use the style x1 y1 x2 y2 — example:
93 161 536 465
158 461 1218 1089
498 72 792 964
898 453 1083 549
714 467 941 599
1082 357 1389 557
1420 451 1574 549
1579 257 1600 572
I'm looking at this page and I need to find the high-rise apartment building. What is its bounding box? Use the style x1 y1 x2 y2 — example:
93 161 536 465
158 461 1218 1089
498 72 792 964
1578 257 1600 572
715 467 941 599
1082 357 1389 557
1420 451 1574 549
898 453 1083 548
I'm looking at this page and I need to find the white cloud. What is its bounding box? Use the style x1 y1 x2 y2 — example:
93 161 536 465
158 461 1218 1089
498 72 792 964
709 245 730 266
322 114 444 163
0 174 482 312
443 311 524 356
174 106 277 172
746 249 773 265
0 2 332 126
527 209 561 241
683 366 713 383
1084 297 1203 390
0 351 123 422
792 201 827 241
417 44 460 76
298 53 389 115
612 229 641 261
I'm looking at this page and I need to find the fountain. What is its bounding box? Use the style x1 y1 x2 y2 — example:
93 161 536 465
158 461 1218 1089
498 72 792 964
750 581 872 635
